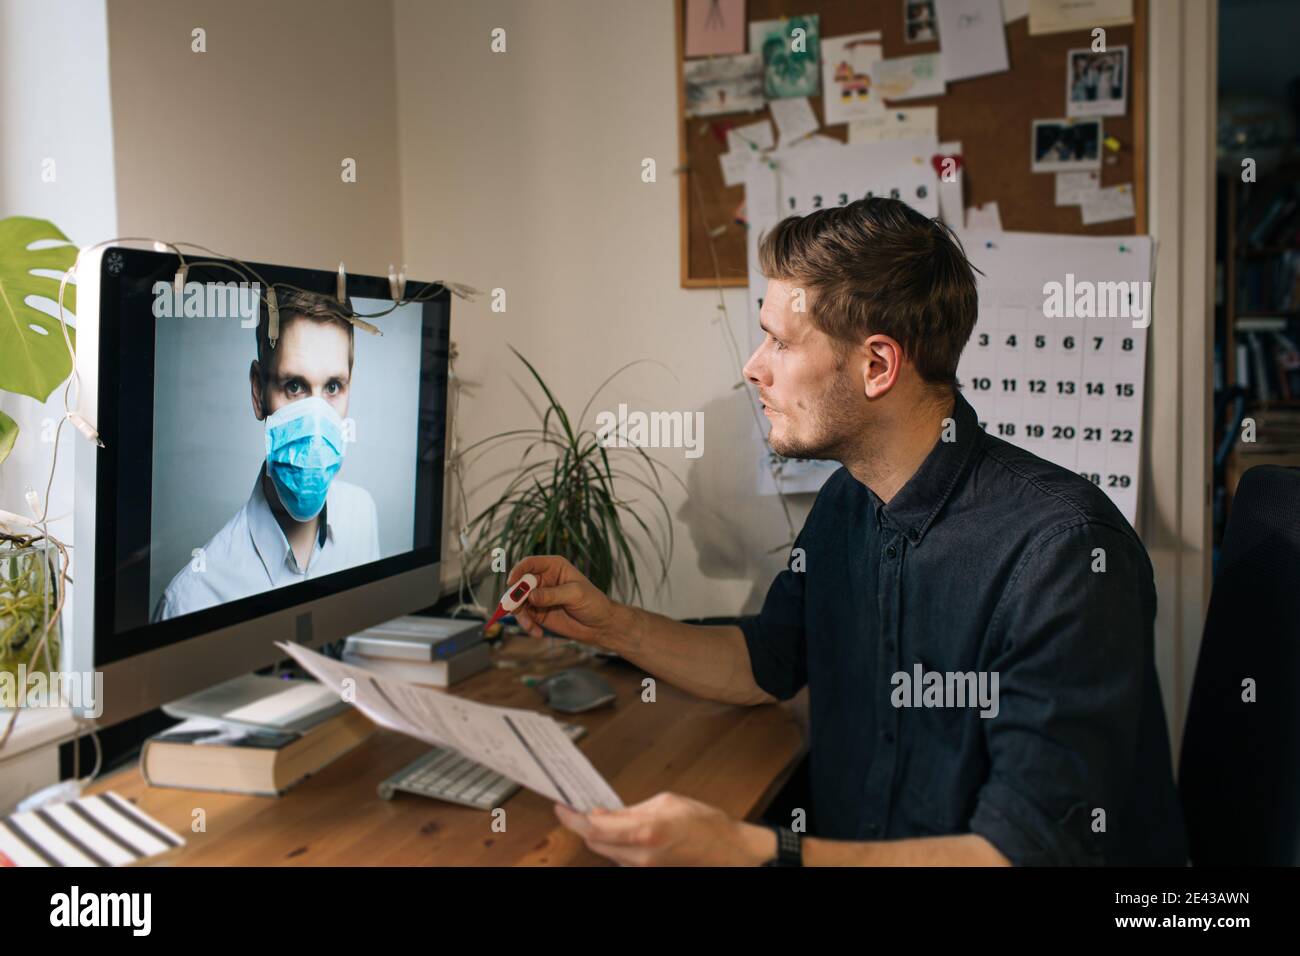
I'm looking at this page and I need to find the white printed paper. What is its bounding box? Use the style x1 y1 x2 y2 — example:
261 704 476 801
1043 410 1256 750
721 149 754 187
1029 0 1133 35
935 141 965 229
727 119 775 155
965 201 1003 231
769 96 821 146
275 642 623 812
1055 170 1101 205
1080 183 1135 224
849 107 938 144
951 233 1153 523
936 0 1009 82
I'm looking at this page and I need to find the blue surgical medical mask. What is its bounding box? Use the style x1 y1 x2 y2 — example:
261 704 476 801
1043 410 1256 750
264 396 346 522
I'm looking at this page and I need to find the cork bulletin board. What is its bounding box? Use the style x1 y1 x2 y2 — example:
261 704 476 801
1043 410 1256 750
674 0 1148 287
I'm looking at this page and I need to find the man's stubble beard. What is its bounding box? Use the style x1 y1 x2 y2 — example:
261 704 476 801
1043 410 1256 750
767 364 865 463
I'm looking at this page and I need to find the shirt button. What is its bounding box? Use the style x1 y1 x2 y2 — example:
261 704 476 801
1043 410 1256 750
886 545 897 558
882 729 895 744
907 528 920 543
866 823 881 837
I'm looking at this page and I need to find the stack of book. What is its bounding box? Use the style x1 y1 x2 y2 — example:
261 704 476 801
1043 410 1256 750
1235 319 1300 402
140 708 375 797
341 616 491 688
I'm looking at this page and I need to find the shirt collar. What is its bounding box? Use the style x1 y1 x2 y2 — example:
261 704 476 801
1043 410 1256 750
247 468 332 578
868 389 981 546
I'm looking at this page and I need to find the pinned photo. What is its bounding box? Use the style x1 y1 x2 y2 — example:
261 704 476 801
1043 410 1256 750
904 0 939 43
1031 117 1102 172
1066 46 1128 118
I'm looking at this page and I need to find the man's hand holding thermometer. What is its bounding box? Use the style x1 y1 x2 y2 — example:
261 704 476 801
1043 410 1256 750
499 557 624 649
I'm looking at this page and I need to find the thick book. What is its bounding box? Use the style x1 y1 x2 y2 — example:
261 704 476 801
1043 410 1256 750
139 708 375 797
344 615 484 662
341 640 492 687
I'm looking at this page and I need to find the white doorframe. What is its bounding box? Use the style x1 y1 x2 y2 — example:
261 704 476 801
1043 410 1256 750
1144 0 1217 760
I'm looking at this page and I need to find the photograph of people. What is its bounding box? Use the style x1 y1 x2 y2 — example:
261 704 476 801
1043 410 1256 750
151 290 380 622
1067 47 1128 117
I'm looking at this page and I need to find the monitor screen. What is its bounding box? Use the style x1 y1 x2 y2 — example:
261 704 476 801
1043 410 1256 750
90 249 448 668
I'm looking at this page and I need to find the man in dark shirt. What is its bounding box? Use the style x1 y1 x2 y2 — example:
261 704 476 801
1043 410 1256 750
506 198 1187 866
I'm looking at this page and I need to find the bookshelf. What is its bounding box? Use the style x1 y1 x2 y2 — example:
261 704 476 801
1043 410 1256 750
1217 155 1300 537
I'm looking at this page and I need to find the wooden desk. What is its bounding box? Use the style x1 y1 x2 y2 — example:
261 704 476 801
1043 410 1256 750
86 637 805 865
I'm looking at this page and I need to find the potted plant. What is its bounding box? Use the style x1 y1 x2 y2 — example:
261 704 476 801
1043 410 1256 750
458 348 679 614
0 217 78 705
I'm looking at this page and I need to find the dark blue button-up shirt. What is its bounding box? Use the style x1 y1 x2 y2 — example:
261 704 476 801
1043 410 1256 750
739 390 1187 865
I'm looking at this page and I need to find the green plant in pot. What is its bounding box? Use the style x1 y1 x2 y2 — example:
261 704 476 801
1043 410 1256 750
0 217 78 696
461 348 679 617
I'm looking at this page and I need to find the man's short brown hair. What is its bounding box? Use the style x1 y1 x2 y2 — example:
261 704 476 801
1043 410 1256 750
254 288 356 387
757 197 979 390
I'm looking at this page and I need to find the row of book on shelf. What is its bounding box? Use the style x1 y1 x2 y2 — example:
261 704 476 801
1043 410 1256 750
1235 318 1300 402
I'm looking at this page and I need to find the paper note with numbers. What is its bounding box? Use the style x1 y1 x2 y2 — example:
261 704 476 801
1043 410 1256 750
953 233 1153 523
274 641 623 812
744 139 940 495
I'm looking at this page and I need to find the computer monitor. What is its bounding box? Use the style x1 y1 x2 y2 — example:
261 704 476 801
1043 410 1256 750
72 247 451 728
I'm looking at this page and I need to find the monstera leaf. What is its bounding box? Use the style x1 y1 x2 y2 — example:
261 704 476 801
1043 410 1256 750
0 217 78 465
0 217 77 397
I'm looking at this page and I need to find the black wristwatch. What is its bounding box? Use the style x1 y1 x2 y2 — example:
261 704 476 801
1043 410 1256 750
762 825 803 866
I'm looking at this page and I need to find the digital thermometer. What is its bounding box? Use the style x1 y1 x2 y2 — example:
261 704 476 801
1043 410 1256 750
485 573 538 630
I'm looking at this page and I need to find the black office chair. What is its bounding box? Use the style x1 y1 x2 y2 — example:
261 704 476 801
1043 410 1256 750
1180 465 1300 865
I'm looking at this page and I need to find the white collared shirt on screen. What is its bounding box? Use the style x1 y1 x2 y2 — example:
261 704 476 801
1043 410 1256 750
152 468 380 622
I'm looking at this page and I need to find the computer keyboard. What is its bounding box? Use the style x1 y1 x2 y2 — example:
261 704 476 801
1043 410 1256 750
377 721 587 810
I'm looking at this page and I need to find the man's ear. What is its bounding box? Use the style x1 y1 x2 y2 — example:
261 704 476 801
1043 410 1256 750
250 361 266 421
861 335 901 400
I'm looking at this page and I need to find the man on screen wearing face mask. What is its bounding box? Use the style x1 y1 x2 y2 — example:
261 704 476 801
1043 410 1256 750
151 290 381 622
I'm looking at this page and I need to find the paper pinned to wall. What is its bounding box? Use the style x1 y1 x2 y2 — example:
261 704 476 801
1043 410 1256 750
1028 0 1132 35
966 201 1003 231
684 0 746 57
1055 170 1101 205
873 53 945 102
1080 183 1135 224
934 141 965 229
1002 0 1030 20
850 107 938 143
952 234 1154 524
727 118 775 154
820 31 885 125
936 0 1009 82
769 96 820 146
684 53 765 116
720 148 755 187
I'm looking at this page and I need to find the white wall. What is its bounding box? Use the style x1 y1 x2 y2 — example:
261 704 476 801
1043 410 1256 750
0 0 118 810
393 0 811 620
105 0 404 274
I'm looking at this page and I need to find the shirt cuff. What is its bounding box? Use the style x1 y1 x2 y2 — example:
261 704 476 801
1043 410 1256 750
968 776 1105 866
736 614 799 702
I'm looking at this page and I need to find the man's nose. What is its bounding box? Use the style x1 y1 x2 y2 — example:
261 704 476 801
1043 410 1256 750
742 350 764 386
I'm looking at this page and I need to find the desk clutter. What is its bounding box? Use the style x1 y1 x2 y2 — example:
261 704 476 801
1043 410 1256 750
341 614 492 687
0 791 185 867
